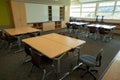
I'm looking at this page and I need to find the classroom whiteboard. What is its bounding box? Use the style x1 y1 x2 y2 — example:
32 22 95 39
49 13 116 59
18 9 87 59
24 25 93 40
52 6 60 21
25 3 48 23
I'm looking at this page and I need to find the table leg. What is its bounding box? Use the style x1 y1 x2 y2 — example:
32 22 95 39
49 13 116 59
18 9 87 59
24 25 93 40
15 35 24 53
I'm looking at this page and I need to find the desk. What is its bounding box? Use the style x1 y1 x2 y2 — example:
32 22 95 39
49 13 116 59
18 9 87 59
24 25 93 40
87 24 116 41
22 36 71 59
69 22 89 34
101 50 120 80
69 22 88 26
41 33 86 48
4 27 40 52
4 27 40 36
22 33 86 78
87 24 116 30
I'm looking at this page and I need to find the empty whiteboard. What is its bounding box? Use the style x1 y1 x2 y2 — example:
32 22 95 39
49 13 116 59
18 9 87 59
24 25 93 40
25 3 48 23
52 6 60 21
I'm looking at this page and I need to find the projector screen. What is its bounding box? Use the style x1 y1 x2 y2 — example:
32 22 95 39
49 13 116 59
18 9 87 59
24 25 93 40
25 3 48 23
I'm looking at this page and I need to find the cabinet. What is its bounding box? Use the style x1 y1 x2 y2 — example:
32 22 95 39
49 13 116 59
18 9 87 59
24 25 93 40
48 6 65 21
113 25 120 35
55 21 61 29
33 23 43 30
10 0 27 28
10 1 68 31
32 21 63 31
43 22 55 31
48 6 52 21
31 22 55 31
60 6 64 21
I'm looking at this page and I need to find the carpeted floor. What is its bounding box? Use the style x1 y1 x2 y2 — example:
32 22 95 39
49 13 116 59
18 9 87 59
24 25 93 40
0 29 120 80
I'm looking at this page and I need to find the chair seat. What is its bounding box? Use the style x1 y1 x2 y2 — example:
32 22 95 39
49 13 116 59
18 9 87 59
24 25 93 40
80 55 96 67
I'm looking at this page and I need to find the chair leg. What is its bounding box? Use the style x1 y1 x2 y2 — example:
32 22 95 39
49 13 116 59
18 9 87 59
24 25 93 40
81 71 88 78
42 69 46 80
23 55 31 63
8 43 13 52
0 40 4 48
91 69 98 73
81 66 89 78
28 64 34 77
81 66 97 80
88 70 96 80
30 64 34 73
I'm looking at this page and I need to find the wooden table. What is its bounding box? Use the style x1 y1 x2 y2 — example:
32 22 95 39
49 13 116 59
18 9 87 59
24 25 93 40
87 24 116 41
22 36 71 59
69 22 88 26
22 33 86 74
41 33 86 48
87 24 116 30
23 33 86 58
4 26 40 36
101 50 120 80
4 26 40 52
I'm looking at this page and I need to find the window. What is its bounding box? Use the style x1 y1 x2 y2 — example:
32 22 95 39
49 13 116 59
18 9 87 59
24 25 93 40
97 1 115 19
113 1 120 19
70 5 81 17
81 3 96 18
70 1 120 20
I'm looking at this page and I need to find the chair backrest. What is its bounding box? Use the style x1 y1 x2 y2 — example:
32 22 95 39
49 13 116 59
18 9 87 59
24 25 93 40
0 29 2 35
96 48 103 67
30 48 43 68
65 23 71 29
98 27 108 34
0 30 5 39
24 44 31 56
88 26 97 33
3 33 10 41
30 48 53 68
4 33 18 44
37 32 41 36
71 24 77 29
0 30 3 38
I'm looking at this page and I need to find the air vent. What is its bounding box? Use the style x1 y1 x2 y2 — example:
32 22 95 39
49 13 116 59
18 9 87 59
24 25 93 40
53 0 59 1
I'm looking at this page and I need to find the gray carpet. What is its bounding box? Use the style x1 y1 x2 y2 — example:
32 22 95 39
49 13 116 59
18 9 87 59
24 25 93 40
0 29 120 80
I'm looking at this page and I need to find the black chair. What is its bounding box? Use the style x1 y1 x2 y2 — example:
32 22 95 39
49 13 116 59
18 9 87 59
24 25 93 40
0 30 18 51
79 49 103 80
98 27 111 42
71 24 78 34
65 23 72 33
0 30 4 48
29 31 41 37
24 31 41 38
87 26 97 40
30 48 56 80
4 33 18 49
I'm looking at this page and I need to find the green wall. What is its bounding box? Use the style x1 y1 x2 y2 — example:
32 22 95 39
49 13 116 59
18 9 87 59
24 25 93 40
0 0 10 26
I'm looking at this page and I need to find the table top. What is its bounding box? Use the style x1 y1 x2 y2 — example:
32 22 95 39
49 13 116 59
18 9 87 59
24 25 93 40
22 36 71 59
101 50 120 80
4 26 40 36
87 24 116 29
41 33 86 48
69 22 88 26
22 33 86 59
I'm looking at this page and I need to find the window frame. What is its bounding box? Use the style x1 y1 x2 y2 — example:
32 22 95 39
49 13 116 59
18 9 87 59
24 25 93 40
70 1 120 20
